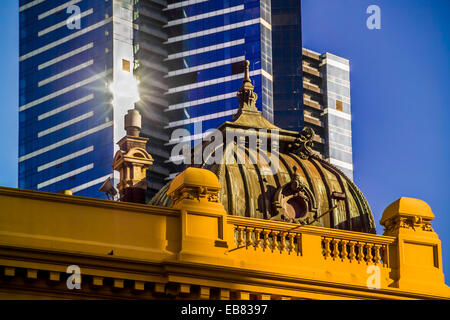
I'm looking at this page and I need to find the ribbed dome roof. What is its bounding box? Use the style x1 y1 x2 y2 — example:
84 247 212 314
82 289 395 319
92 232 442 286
150 61 376 233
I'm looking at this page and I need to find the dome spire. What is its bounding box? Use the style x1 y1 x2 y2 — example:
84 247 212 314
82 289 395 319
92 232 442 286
236 60 258 113
242 60 252 85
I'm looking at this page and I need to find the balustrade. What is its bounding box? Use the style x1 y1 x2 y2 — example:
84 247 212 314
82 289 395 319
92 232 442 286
321 237 389 266
234 226 301 255
232 222 392 268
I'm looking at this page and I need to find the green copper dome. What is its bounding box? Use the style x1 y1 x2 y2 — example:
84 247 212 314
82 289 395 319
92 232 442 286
150 61 376 233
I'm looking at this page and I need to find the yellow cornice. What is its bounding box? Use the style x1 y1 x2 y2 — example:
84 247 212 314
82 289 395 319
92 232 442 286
0 187 179 217
0 244 446 300
163 261 447 300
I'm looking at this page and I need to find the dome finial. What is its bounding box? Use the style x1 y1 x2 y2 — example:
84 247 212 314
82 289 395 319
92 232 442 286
236 60 258 113
243 60 251 84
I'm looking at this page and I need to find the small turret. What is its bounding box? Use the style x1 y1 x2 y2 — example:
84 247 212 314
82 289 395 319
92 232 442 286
124 109 142 137
112 109 153 203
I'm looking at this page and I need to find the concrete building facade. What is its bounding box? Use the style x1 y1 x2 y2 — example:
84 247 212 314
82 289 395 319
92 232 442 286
302 48 354 179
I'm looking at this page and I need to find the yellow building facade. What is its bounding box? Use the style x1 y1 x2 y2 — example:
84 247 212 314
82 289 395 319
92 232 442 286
0 62 449 300
0 182 449 299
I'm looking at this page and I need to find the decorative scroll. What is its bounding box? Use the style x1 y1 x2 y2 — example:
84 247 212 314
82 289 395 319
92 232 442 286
288 127 315 159
171 185 221 204
382 215 434 233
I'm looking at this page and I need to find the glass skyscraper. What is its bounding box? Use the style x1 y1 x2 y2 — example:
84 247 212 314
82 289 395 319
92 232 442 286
162 0 274 179
321 53 353 179
302 48 354 180
133 0 172 197
19 0 136 197
271 0 303 132
18 0 280 198
19 0 353 198
134 0 305 188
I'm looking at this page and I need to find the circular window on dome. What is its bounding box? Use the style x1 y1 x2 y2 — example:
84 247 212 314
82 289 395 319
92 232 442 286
285 197 308 220
271 172 317 224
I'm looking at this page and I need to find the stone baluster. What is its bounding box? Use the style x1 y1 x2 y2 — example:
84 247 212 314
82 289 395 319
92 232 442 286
236 226 244 247
280 232 287 252
373 244 382 265
357 242 365 263
245 228 253 248
340 240 348 260
262 230 270 251
348 241 357 262
287 233 295 253
331 239 339 259
366 243 373 264
254 228 262 249
323 238 331 258
271 231 279 251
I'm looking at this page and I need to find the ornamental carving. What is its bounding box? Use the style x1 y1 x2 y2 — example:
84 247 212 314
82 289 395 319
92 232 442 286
171 186 220 204
237 86 258 111
236 60 259 112
288 127 315 159
382 215 434 233
270 166 317 224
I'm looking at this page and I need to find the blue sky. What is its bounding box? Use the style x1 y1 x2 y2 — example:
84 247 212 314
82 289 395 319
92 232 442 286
1 1 449 283
302 0 450 282
0 1 18 188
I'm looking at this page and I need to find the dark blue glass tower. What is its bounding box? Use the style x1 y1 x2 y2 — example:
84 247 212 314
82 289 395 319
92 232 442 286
163 0 274 177
19 0 135 197
271 0 303 132
18 0 306 196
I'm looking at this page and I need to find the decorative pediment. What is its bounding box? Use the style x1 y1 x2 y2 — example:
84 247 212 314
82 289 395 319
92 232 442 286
113 147 153 170
124 147 153 161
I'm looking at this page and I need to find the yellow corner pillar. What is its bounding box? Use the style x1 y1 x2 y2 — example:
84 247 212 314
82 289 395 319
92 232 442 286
380 197 448 294
167 167 232 264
